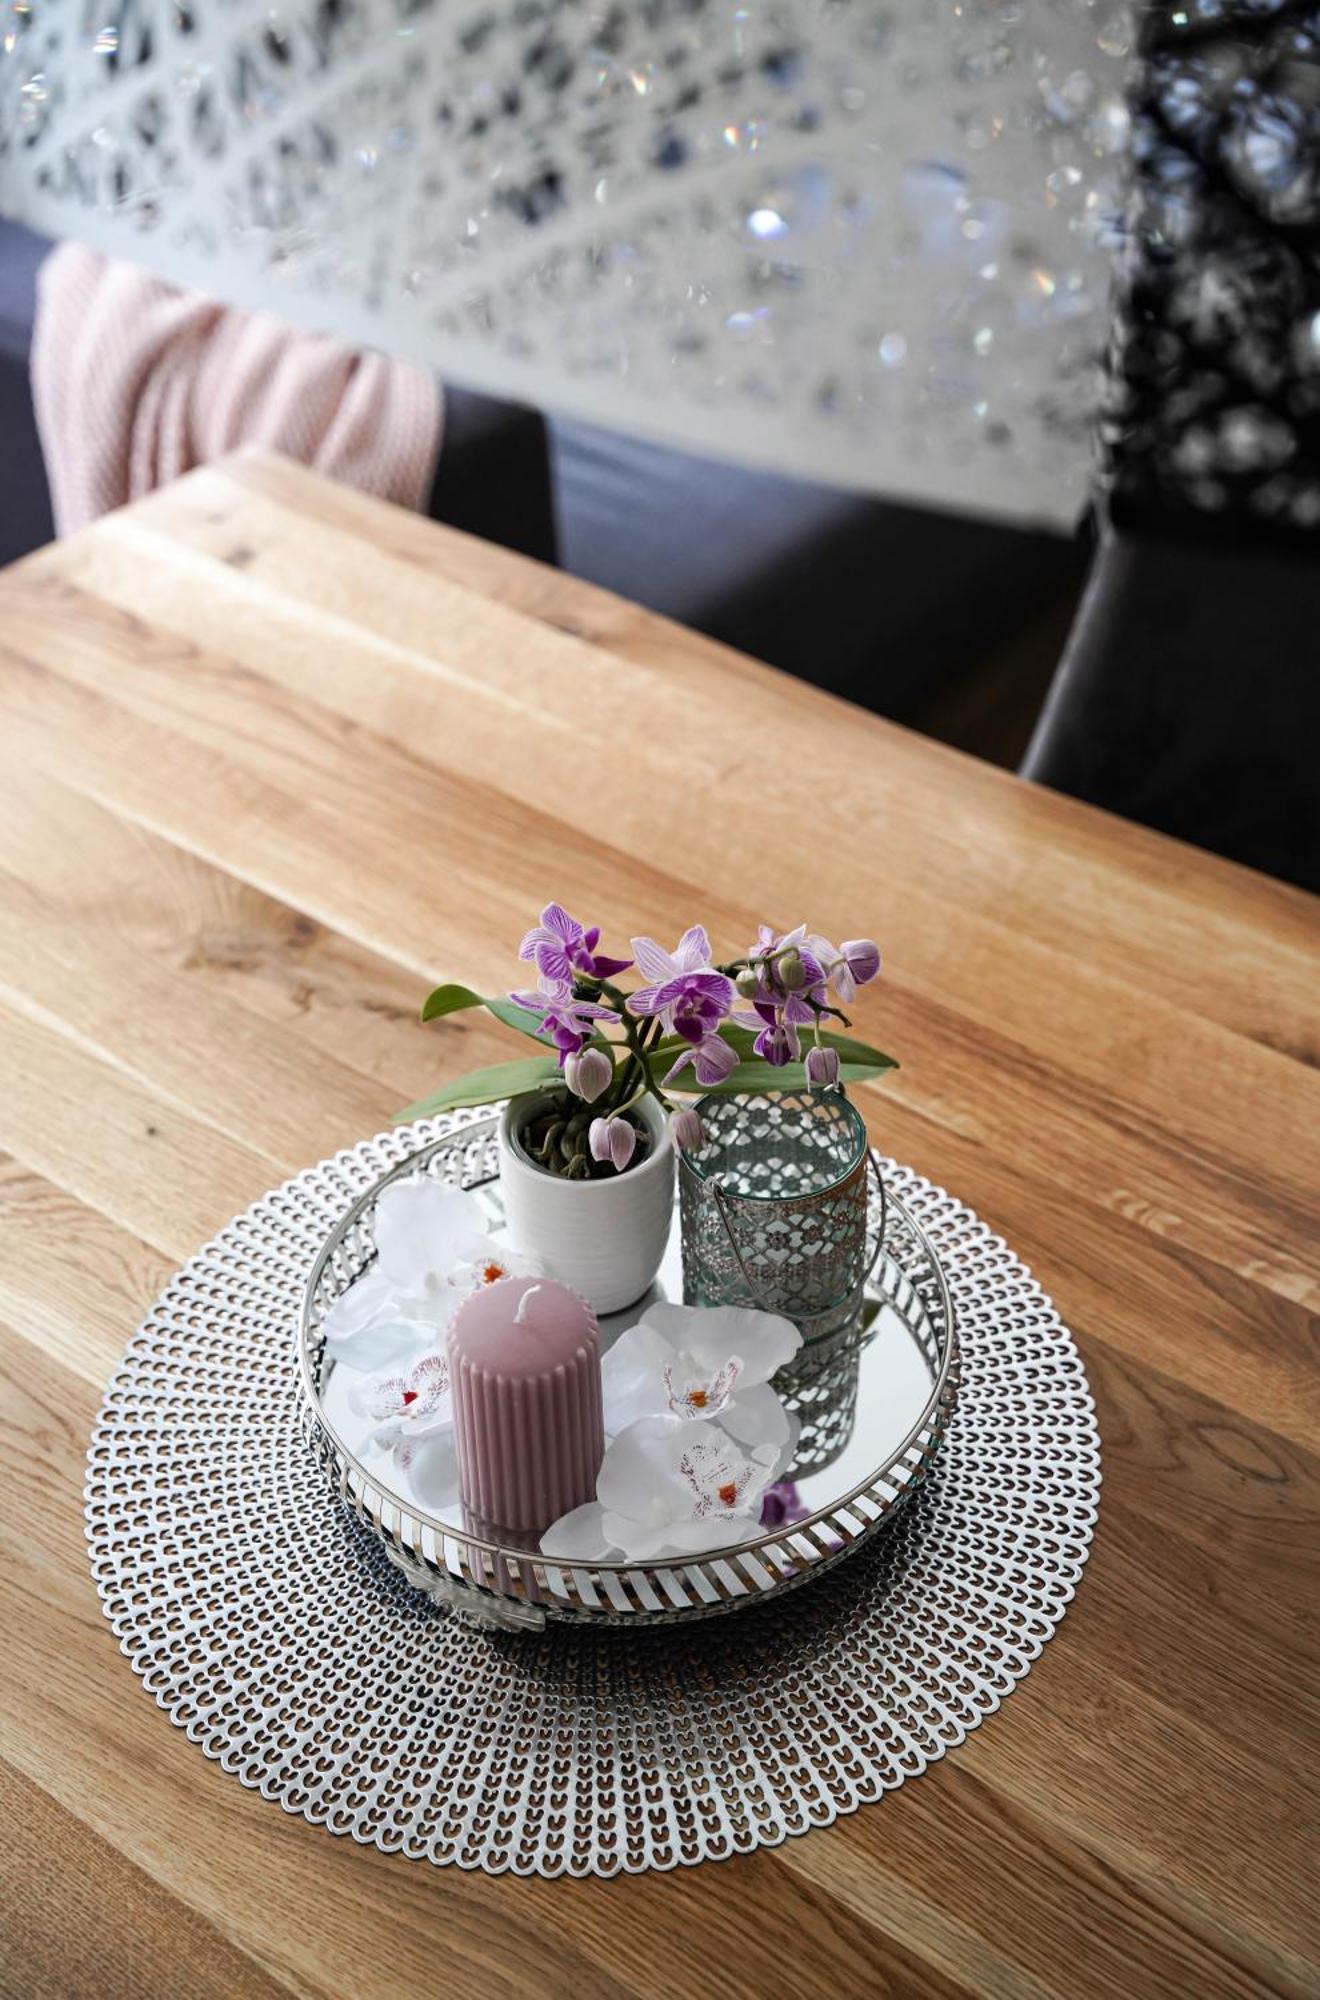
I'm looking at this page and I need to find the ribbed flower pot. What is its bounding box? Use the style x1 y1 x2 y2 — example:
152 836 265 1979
497 1091 674 1314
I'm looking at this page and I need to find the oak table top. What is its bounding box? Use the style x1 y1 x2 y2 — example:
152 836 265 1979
0 451 1316 2000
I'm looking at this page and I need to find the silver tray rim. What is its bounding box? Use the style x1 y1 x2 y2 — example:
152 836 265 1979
296 1108 960 1628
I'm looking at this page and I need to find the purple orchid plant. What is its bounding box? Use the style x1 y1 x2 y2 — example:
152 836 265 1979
400 904 896 1178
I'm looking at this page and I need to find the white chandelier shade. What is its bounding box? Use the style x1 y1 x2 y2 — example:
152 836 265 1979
0 0 1135 527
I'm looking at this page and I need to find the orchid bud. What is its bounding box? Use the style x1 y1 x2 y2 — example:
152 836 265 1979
734 967 760 999
776 946 806 991
671 1106 706 1152
589 1115 637 1173
840 939 880 987
805 1044 841 1089
564 1045 612 1103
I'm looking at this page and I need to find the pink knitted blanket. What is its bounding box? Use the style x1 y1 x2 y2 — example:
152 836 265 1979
32 243 442 534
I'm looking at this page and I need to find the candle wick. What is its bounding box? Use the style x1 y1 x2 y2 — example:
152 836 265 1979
513 1284 543 1327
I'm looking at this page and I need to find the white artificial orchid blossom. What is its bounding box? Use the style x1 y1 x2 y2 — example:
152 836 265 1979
541 1301 803 1564
321 1176 540 1372
601 1300 801 1452
663 1355 741 1422
345 1351 462 1511
347 1350 452 1448
541 1415 784 1563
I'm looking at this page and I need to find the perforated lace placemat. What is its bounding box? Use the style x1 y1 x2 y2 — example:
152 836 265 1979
85 1121 1100 1877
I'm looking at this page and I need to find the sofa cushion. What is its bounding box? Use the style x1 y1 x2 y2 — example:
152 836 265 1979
549 417 1085 720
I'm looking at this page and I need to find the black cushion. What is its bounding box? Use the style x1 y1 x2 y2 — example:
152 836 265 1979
0 219 55 566
1024 524 1320 891
550 417 1085 719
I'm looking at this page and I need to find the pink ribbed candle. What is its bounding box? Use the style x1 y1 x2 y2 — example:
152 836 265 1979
448 1276 604 1534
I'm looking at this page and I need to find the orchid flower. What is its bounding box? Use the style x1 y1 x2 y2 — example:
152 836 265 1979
589 1114 637 1172
348 1350 452 1448
519 902 632 982
601 1301 801 1451
746 922 829 1021
540 1302 802 1561
626 927 735 1042
670 1106 707 1151
347 1353 462 1512
540 1414 783 1562
564 1045 612 1102
322 1178 539 1372
507 978 620 1064
663 1032 738 1089
807 933 881 1004
733 1002 801 1067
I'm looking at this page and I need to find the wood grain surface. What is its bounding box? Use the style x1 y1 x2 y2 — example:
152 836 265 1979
0 451 1316 2000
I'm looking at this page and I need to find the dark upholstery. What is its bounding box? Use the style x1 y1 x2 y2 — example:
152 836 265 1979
550 418 1086 721
1024 525 1320 891
429 386 557 567
0 220 55 568
1023 1 1320 891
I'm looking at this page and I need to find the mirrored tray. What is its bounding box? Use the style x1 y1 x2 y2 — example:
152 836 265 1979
298 1111 959 1631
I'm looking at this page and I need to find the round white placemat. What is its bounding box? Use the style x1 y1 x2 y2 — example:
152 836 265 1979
86 1115 1100 1877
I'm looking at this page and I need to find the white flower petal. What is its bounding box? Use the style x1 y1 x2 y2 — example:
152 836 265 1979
398 1404 453 1441
720 1380 792 1451
540 1501 614 1561
596 1415 696 1525
397 1431 462 1511
347 1370 409 1422
374 1178 487 1291
659 1514 758 1557
674 924 713 972
600 1322 677 1436
449 1226 507 1269
630 935 678 983
396 1352 453 1436
448 1245 542 1295
674 1303 801 1385
320 1268 397 1341
773 1407 802 1481
598 1513 685 1561
325 1314 434 1374
662 1352 742 1422
632 1302 696 1346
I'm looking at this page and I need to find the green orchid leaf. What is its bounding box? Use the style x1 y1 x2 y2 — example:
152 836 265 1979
817 1028 897 1069
420 982 484 1021
648 1022 897 1075
719 1022 896 1068
421 982 549 1043
394 1055 562 1122
667 1055 895 1098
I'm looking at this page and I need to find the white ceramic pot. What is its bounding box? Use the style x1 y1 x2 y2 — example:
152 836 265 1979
498 1092 675 1315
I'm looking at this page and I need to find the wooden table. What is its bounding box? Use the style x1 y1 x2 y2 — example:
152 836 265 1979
1 452 1315 2000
